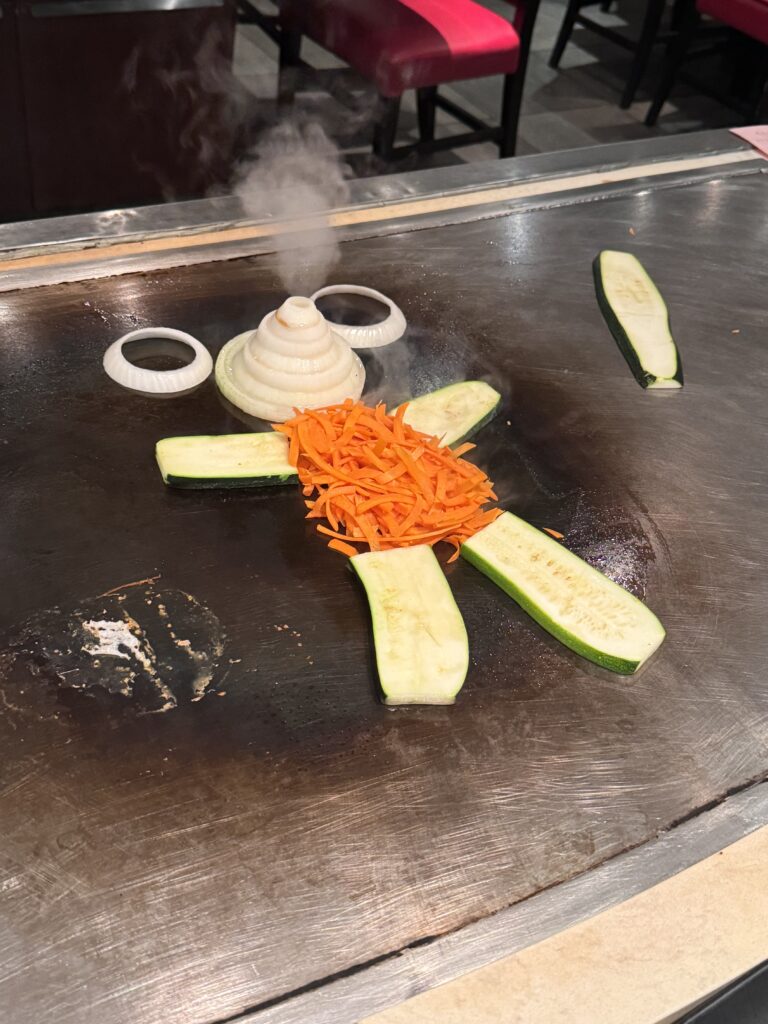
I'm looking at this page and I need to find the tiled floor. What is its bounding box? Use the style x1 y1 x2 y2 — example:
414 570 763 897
233 0 739 172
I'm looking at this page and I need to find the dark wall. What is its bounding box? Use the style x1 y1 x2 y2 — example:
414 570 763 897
1 0 239 221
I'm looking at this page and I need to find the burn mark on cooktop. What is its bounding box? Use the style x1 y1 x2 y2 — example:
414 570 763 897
18 586 224 714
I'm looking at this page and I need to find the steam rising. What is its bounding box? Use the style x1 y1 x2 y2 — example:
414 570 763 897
235 121 351 294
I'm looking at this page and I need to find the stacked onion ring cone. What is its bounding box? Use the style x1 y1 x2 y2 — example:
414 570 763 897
215 296 365 423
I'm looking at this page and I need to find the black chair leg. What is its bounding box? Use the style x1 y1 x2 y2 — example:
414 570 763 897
549 0 583 69
278 30 302 107
417 86 438 143
501 0 539 157
645 5 700 125
753 55 768 122
499 72 524 158
373 96 401 161
620 0 666 108
670 0 688 31
756 78 768 122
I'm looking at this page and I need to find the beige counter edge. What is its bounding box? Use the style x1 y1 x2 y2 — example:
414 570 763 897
362 825 768 1024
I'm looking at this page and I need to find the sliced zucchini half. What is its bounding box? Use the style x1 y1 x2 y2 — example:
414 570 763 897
396 380 501 446
593 250 683 389
351 545 469 705
462 512 665 674
156 432 297 489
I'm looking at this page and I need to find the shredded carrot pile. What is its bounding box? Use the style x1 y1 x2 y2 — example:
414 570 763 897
273 400 502 561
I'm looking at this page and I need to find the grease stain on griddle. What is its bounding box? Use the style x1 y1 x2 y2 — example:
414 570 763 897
19 586 224 714
561 492 658 600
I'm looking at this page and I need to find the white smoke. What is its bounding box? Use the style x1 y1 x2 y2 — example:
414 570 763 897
234 120 351 294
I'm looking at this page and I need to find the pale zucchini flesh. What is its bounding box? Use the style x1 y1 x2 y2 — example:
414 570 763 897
351 545 469 705
462 512 665 674
156 433 297 489
594 250 683 390
397 380 501 446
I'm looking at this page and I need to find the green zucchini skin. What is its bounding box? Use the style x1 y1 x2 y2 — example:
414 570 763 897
593 251 683 390
162 472 296 490
462 512 665 675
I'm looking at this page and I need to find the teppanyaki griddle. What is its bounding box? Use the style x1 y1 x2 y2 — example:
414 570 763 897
1 152 767 1024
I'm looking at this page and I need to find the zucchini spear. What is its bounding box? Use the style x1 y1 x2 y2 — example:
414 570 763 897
593 250 683 389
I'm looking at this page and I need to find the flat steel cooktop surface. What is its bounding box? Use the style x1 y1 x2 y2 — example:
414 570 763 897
1 168 767 1024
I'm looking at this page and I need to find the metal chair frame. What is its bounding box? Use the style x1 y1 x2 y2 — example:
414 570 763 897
645 3 768 124
274 0 541 161
549 0 689 108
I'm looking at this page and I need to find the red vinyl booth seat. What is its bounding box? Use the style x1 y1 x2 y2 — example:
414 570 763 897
698 0 768 47
280 0 521 97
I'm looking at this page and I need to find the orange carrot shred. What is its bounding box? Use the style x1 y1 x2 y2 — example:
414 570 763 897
393 405 406 442
307 409 337 444
396 447 435 504
274 401 501 558
451 442 476 458
328 538 359 557
288 430 300 467
543 528 565 540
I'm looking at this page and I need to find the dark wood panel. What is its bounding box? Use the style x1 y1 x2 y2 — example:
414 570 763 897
0 2 33 219
1 172 767 1023
15 1 240 215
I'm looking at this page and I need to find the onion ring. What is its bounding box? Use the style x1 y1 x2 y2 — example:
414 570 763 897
310 285 406 349
103 328 212 395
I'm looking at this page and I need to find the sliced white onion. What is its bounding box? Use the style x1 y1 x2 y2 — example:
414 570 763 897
309 285 406 349
103 328 213 395
215 296 365 422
